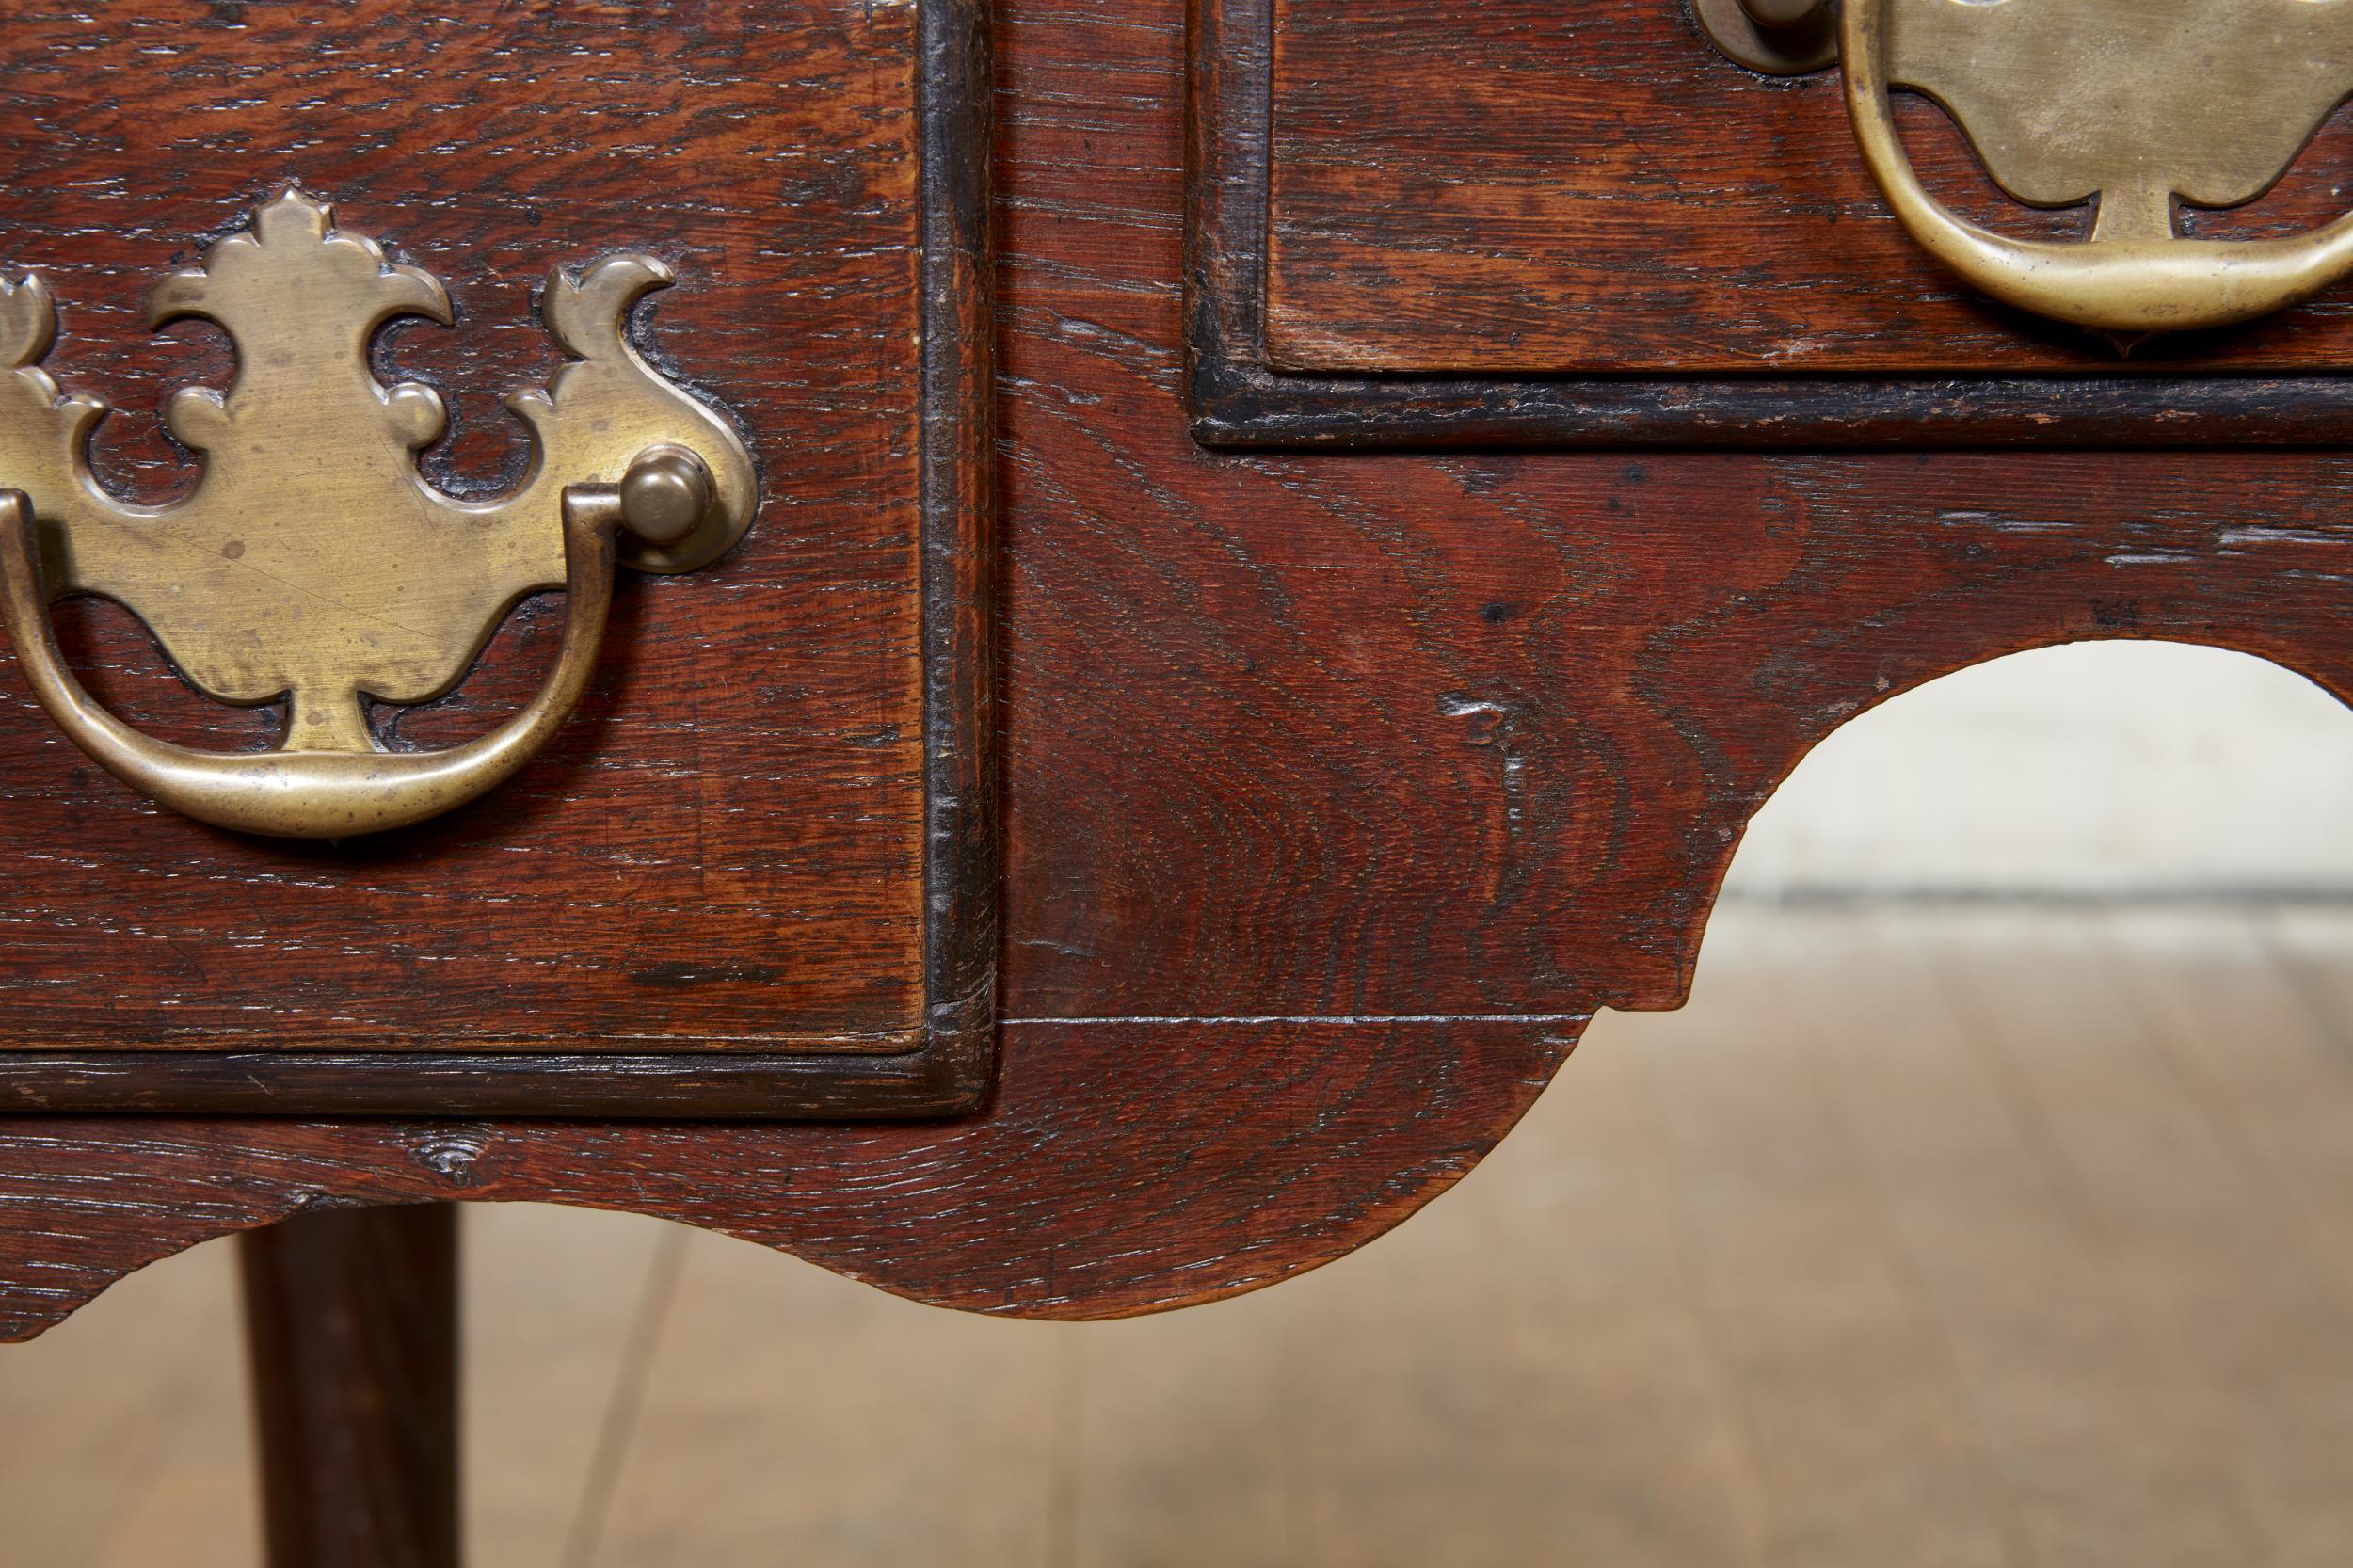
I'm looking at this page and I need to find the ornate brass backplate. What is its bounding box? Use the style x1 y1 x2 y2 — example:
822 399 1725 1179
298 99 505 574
1696 0 2353 336
0 189 755 837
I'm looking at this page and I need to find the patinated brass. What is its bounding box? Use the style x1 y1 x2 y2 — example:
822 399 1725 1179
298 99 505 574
1849 0 2353 334
1701 0 2353 336
1693 0 1837 74
0 189 754 837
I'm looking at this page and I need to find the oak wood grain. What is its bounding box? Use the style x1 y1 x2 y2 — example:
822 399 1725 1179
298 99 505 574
0 1017 1578 1338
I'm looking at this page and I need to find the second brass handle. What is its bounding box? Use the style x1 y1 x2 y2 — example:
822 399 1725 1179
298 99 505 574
1841 0 2353 336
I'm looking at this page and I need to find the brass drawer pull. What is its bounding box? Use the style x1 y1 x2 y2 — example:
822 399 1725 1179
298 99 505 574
0 190 754 838
1701 0 2353 338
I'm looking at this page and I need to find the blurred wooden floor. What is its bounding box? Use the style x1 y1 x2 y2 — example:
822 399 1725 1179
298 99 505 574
8 904 2353 1568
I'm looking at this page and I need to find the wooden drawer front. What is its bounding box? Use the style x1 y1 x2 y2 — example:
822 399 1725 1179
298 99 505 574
1191 0 2353 446
0 0 994 1116
1264 0 2353 376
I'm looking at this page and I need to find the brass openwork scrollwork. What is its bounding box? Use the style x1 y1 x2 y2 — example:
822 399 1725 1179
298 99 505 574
0 189 756 838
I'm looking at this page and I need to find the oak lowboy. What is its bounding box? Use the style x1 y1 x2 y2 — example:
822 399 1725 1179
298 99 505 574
7 2 2353 1559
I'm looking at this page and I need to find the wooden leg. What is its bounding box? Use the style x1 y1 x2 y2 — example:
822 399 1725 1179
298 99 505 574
240 1204 461 1568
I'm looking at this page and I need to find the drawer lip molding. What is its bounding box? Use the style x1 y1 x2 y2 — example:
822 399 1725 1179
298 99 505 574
1184 0 2353 451
0 987 997 1119
0 0 998 1120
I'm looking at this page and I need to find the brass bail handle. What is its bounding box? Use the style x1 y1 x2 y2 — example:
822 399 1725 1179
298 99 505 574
0 189 758 840
1698 0 2353 337
0 448 710 840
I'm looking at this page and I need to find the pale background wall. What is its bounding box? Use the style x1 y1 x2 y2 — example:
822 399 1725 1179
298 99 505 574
1721 640 2353 898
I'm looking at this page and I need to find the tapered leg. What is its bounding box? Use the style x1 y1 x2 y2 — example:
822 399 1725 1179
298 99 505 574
240 1204 460 1568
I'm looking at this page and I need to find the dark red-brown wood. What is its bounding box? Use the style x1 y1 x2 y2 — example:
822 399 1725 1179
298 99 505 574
0 0 997 1116
241 1204 459 1568
9 0 2353 1339
0 0 931 1053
